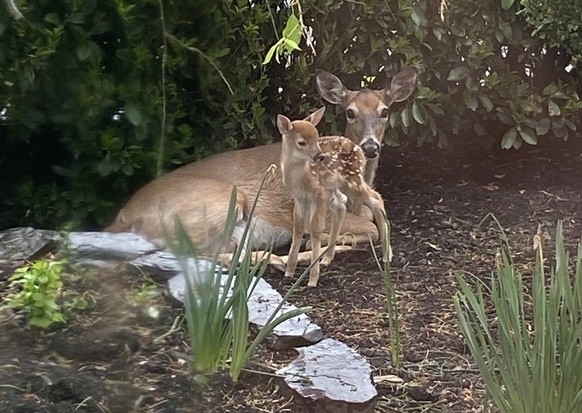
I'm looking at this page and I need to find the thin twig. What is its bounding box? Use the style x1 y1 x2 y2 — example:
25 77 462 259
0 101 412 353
165 32 234 95
157 0 168 178
153 315 183 343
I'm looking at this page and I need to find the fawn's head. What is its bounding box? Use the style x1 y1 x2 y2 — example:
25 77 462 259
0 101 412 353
277 107 326 164
316 68 418 159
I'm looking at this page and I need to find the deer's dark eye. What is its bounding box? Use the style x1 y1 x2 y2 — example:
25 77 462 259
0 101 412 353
298 140 307 147
380 108 390 118
346 109 356 120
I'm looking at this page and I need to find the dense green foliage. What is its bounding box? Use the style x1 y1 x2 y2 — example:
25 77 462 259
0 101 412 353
0 0 580 230
518 0 582 61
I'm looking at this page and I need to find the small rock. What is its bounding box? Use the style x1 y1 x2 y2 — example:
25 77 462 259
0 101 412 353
277 338 377 413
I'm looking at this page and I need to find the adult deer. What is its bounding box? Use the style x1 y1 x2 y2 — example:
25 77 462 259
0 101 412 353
105 68 418 253
278 108 389 287
316 67 418 185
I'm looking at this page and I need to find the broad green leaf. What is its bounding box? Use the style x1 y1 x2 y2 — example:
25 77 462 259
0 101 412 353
262 44 278 65
125 104 142 126
478 95 494 112
535 118 551 135
519 126 537 145
464 93 478 111
501 127 517 149
283 38 301 52
411 101 428 124
44 13 60 25
282 14 302 47
76 42 93 61
548 100 561 116
448 66 470 81
400 107 410 128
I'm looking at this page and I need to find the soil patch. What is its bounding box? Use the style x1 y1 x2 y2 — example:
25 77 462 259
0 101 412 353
1 137 582 412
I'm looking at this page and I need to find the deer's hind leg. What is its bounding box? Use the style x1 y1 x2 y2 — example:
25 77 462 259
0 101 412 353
361 190 391 263
321 189 347 266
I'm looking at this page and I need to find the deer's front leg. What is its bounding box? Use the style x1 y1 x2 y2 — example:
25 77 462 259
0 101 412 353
285 202 304 278
307 196 326 287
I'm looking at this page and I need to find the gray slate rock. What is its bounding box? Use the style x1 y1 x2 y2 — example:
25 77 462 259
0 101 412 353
66 232 158 262
0 227 61 280
277 338 377 413
167 270 322 350
0 227 60 261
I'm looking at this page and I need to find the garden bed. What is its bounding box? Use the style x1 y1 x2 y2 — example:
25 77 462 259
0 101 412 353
1 137 582 412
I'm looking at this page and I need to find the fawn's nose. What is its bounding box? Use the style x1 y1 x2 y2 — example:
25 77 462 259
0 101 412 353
313 152 325 163
361 140 380 158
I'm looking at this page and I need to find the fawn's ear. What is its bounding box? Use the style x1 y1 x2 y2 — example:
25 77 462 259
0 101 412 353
386 67 418 103
303 107 325 127
316 70 348 105
277 114 293 135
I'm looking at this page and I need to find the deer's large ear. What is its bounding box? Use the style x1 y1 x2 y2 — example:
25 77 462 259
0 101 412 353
316 70 348 105
386 67 418 103
303 107 325 127
277 114 293 135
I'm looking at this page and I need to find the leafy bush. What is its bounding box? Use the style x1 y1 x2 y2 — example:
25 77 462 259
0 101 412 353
454 222 582 412
0 0 580 231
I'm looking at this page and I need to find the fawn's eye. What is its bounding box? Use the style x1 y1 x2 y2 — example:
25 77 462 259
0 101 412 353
346 109 356 120
380 108 390 118
297 140 307 147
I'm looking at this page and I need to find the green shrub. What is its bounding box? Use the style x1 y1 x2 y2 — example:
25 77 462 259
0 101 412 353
1 259 67 328
454 222 582 412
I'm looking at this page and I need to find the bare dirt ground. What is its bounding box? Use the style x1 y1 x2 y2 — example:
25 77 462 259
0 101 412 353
1 136 581 413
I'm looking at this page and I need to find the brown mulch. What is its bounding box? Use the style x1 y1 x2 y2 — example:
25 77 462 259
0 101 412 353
1 136 582 413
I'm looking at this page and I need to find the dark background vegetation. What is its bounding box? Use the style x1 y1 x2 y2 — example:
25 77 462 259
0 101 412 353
0 0 580 231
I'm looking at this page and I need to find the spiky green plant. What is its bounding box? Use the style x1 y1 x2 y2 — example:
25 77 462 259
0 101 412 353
169 170 313 381
454 222 582 413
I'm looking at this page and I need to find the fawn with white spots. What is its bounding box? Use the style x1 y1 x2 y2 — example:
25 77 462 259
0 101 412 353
278 107 390 287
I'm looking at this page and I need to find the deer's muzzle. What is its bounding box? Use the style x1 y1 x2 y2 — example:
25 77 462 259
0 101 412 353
361 140 380 159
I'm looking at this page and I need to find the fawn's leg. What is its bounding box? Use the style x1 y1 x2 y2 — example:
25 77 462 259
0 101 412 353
322 190 347 266
307 195 326 287
285 202 305 278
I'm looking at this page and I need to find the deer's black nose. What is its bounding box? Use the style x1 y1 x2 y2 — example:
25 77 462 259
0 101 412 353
313 152 325 163
361 140 380 158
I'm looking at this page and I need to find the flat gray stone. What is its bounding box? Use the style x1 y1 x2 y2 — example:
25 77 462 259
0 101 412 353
131 251 195 281
66 231 158 262
0 227 60 261
0 227 61 279
277 338 377 413
167 268 322 350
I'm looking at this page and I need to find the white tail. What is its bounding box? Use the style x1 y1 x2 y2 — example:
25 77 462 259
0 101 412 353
106 69 416 255
278 108 390 287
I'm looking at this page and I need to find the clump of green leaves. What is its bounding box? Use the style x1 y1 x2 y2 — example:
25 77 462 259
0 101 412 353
1 259 67 328
454 222 582 412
